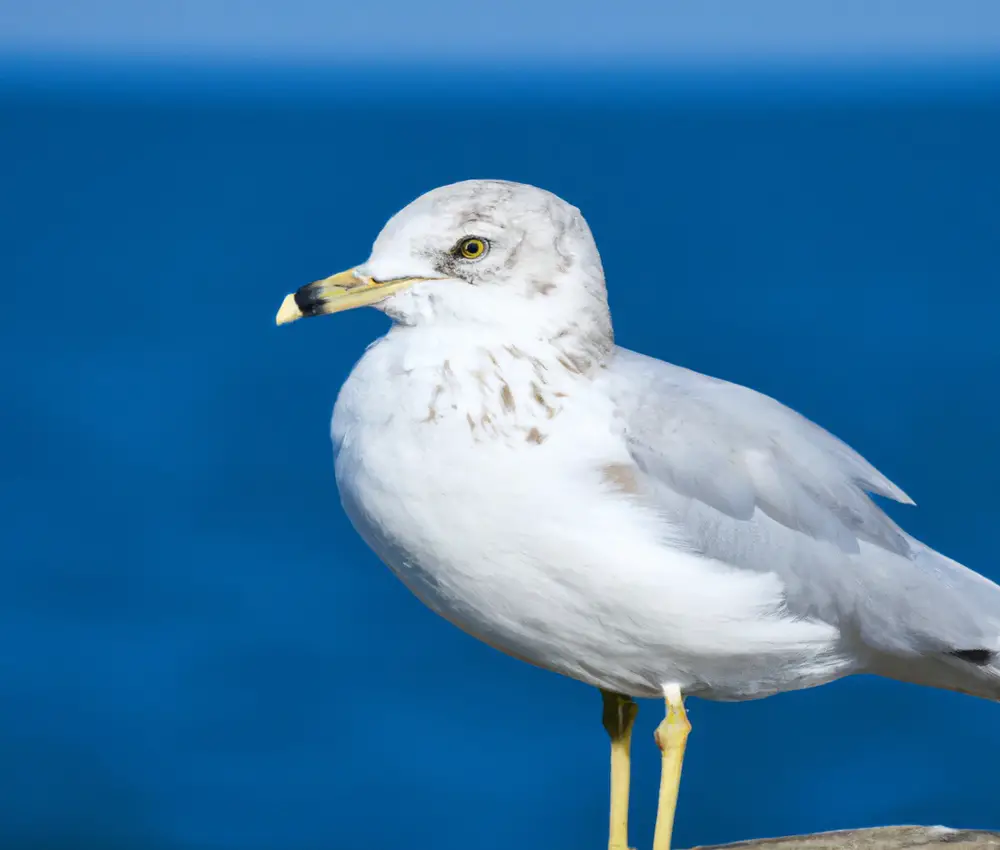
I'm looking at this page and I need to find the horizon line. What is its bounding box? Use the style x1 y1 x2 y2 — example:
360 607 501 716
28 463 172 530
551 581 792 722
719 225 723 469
2 51 999 106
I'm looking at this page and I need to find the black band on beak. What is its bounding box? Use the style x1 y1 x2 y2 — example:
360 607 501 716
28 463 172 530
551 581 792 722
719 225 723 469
294 284 328 317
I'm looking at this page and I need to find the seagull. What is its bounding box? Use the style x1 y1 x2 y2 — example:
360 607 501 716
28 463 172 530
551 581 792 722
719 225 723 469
276 180 1000 850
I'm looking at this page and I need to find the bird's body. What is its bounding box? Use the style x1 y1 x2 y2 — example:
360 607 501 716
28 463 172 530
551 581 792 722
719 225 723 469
277 178 999 849
333 326 1000 702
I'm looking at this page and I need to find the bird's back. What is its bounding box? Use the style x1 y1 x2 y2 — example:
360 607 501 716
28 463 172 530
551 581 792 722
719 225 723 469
603 347 1000 700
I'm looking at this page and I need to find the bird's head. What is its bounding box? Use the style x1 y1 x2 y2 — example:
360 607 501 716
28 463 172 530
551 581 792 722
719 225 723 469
277 180 613 362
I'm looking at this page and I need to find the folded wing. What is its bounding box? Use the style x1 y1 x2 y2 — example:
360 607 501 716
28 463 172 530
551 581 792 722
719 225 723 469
606 348 913 558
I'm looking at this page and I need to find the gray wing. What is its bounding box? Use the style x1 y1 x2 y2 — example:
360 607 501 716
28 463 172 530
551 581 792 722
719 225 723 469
606 347 913 558
603 347 1000 678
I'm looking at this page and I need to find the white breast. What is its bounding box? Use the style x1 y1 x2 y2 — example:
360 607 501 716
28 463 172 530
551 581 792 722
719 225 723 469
330 326 846 698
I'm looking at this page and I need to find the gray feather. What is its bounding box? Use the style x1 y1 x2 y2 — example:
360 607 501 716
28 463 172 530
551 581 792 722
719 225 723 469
608 348 912 555
603 348 1000 695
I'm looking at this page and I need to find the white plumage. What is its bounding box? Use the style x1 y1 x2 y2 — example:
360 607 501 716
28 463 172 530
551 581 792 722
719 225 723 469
279 178 1000 848
318 179 1000 701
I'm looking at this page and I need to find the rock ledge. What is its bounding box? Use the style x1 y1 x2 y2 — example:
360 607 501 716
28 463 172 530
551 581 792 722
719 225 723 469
693 827 1000 850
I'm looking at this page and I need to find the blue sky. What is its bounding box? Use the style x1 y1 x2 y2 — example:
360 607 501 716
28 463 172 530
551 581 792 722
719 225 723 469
1 0 999 66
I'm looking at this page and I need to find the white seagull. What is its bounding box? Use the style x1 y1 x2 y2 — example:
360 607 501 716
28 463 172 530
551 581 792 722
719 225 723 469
276 180 1000 850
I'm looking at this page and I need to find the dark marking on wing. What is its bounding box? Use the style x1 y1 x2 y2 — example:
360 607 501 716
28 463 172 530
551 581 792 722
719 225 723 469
948 648 994 665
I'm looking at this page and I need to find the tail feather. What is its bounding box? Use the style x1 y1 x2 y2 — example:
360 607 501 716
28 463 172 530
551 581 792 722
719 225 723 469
864 541 1000 701
872 650 1000 702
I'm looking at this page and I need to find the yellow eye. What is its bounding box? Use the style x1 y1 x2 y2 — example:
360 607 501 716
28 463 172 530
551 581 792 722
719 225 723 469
457 237 488 260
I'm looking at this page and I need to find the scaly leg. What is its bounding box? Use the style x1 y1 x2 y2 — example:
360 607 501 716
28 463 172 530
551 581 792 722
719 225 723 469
601 689 639 850
651 683 691 850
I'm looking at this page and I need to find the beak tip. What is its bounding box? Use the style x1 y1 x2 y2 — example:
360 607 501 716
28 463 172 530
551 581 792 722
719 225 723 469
275 293 303 326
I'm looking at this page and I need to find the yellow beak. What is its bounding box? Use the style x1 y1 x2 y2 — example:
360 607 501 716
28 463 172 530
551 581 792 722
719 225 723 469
275 268 428 326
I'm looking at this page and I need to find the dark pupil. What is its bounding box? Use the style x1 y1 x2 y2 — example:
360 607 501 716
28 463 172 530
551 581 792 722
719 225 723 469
465 241 480 255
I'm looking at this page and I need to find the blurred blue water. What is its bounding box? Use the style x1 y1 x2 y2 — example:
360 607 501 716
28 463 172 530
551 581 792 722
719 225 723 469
2 64 999 850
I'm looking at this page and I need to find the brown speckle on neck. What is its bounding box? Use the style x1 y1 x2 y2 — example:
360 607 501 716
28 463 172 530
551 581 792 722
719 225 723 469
500 382 516 412
531 382 557 418
557 356 584 375
526 427 546 444
423 384 444 423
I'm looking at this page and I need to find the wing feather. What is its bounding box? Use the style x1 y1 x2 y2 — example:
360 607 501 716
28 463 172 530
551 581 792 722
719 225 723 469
605 348 912 556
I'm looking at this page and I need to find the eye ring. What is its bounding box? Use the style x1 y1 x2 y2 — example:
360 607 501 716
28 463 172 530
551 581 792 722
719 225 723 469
456 237 489 260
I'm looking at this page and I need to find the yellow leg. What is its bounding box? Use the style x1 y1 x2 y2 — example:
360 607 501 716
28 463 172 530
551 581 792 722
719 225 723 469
651 684 691 850
601 689 639 850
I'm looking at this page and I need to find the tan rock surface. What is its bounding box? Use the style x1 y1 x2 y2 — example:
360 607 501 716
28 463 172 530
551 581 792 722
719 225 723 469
693 827 1000 850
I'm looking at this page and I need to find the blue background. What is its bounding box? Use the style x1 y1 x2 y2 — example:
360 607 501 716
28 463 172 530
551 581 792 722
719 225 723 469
2 61 1000 849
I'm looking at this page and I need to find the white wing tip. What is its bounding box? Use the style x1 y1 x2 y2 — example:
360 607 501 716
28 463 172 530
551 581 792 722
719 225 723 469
874 479 916 506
